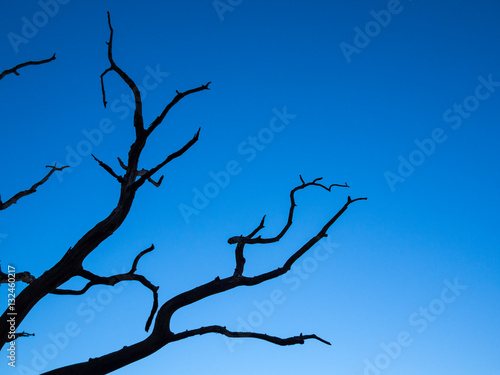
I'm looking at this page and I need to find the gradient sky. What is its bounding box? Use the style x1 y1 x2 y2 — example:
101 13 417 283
1 1 499 374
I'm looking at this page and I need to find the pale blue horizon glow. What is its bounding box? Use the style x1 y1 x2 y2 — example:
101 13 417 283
1 1 499 374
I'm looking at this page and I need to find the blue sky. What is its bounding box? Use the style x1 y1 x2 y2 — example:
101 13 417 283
1 0 499 374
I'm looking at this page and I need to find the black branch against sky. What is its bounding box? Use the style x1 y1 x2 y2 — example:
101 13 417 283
1 12 366 375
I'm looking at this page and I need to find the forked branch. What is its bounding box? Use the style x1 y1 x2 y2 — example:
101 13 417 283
1 10 365 375
133 128 201 189
245 176 349 245
52 245 158 331
228 176 351 276
100 12 144 134
1 11 211 366
38 181 365 375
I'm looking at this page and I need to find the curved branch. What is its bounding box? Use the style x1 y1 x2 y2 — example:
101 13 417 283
100 12 144 134
130 244 155 274
0 165 68 210
160 194 367 318
228 177 350 276
244 176 349 245
147 82 211 136
0 54 56 81
51 245 158 331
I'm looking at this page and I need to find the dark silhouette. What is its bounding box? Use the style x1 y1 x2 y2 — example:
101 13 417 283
0 12 366 374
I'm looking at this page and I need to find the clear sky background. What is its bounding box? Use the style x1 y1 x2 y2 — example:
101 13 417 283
1 1 499 374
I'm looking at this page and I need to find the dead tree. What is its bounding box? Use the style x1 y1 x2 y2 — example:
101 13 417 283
0 13 366 375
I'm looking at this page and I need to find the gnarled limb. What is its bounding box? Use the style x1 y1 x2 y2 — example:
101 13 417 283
1 12 365 375
40 187 364 375
1 12 210 349
0 165 68 211
0 53 56 81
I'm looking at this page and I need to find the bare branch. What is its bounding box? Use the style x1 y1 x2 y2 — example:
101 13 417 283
229 215 266 276
100 67 113 108
237 195 367 287
147 175 163 187
248 215 266 238
52 245 158 331
0 54 56 81
36 184 363 375
130 244 154 274
120 157 163 186
227 177 351 276
171 325 331 346
91 154 123 182
145 193 366 351
0 165 68 210
136 169 163 188
147 83 211 136
100 12 144 134
133 128 201 189
0 10 364 375
242 176 349 245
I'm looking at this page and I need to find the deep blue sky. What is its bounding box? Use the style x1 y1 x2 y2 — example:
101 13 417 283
1 1 499 374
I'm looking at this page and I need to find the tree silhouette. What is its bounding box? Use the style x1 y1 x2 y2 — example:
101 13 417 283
1 12 366 374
